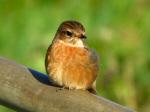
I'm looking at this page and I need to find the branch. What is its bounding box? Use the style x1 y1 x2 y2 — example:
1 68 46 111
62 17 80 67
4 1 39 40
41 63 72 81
0 57 135 112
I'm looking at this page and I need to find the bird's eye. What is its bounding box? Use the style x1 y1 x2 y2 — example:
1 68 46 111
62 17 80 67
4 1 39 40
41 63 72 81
66 31 73 37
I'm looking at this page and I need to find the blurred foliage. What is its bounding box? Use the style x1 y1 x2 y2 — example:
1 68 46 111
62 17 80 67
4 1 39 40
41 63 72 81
0 0 150 112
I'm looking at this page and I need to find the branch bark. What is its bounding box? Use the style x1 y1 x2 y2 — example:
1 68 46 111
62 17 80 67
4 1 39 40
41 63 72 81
0 57 135 112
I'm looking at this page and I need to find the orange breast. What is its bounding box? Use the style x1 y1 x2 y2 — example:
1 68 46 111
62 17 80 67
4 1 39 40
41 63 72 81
46 42 99 89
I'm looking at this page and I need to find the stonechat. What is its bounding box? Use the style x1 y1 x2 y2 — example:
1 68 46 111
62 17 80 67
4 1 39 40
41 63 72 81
45 20 99 94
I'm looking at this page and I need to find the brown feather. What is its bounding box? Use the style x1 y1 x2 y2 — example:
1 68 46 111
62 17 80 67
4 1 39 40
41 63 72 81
45 21 99 93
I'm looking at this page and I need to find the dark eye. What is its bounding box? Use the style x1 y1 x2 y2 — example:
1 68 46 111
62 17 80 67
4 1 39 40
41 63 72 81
66 31 73 37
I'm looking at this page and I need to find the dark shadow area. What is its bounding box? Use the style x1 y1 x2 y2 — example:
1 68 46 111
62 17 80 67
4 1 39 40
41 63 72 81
0 100 29 112
28 68 53 86
28 68 61 88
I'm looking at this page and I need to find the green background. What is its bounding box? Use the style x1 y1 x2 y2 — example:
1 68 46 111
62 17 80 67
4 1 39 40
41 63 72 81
0 0 150 112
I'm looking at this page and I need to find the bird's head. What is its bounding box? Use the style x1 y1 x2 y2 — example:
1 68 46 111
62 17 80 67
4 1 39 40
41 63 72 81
54 20 87 47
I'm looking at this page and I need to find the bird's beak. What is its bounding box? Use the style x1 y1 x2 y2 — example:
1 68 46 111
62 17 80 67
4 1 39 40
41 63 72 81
79 35 87 39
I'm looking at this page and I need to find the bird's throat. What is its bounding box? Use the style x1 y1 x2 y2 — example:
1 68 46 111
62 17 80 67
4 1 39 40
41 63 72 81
58 39 85 48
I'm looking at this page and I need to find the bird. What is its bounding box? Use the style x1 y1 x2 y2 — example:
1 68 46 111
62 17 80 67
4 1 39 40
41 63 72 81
45 20 99 94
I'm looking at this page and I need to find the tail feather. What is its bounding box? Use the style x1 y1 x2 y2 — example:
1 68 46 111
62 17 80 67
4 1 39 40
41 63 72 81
88 81 97 94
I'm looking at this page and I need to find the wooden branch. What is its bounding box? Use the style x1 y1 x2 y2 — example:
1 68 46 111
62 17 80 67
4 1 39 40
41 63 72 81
0 57 135 112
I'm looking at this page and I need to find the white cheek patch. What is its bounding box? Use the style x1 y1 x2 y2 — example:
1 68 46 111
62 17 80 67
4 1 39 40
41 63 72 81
74 39 85 47
59 39 85 48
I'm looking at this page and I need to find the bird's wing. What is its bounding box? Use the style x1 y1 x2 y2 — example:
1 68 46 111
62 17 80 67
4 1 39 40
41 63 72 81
89 49 99 65
45 44 52 74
